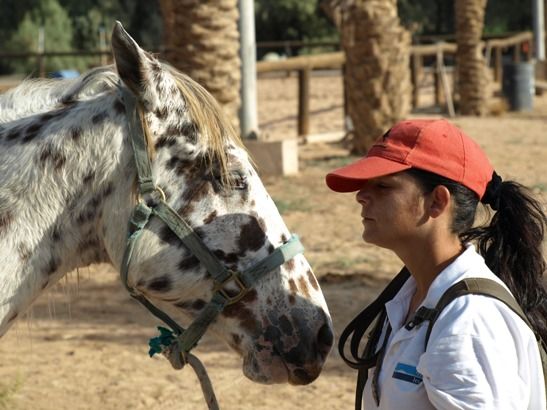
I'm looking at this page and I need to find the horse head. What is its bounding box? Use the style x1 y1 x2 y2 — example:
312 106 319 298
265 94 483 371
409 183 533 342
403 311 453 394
102 23 333 385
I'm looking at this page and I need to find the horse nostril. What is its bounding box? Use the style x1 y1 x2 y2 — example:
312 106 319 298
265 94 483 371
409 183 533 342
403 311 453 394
316 323 334 358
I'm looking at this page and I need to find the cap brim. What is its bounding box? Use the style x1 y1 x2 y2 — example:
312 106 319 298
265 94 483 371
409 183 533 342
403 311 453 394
326 156 412 192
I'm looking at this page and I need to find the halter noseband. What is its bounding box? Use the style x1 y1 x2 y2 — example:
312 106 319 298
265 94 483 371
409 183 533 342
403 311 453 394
118 85 304 358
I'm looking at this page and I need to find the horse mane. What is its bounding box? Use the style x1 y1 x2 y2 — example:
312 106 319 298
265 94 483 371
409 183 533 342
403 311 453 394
0 67 119 122
1 64 244 184
163 64 244 185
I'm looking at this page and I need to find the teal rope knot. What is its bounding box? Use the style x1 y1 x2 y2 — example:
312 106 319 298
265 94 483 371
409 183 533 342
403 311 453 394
148 326 187 370
148 326 176 357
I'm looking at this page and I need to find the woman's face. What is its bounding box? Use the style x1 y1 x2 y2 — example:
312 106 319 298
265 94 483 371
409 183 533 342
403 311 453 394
355 172 429 251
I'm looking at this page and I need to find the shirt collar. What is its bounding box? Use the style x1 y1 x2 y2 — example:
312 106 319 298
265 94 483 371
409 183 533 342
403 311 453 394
384 244 487 329
385 272 416 330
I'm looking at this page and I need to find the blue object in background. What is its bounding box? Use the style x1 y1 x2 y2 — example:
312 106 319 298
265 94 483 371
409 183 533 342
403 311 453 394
49 70 80 79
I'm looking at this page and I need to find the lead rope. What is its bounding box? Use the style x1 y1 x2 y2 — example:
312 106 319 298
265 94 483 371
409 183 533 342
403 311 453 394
150 328 219 410
123 202 221 409
187 354 219 410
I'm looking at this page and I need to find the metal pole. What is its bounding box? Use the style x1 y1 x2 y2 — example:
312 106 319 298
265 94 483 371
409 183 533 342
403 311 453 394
533 0 545 60
238 0 259 139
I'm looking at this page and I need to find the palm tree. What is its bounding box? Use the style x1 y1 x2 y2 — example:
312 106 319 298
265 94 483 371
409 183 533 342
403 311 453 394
159 0 240 129
323 0 411 154
455 0 490 115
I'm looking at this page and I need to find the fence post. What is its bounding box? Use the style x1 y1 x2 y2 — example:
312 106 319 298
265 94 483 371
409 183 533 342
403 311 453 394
298 68 310 138
411 53 421 108
342 63 348 119
494 46 503 82
434 46 445 106
513 43 521 62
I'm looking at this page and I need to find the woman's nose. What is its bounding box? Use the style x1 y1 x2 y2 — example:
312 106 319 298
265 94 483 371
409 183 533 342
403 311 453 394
356 187 369 205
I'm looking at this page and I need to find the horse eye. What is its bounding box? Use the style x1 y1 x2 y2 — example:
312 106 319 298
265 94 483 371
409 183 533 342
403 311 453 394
210 170 247 192
232 174 247 190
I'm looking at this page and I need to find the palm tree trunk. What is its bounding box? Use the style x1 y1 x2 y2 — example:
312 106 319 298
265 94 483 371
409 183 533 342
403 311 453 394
455 0 490 115
323 0 411 154
159 0 241 130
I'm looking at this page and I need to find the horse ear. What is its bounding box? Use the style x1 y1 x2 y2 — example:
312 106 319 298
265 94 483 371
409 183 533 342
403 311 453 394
111 21 150 96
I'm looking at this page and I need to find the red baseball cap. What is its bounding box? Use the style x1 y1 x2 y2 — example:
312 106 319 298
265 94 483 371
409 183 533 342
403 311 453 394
326 119 494 199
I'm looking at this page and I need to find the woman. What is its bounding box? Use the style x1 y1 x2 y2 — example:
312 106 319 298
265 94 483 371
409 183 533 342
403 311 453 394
326 119 546 409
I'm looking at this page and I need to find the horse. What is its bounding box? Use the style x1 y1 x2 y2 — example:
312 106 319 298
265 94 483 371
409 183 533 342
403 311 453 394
0 22 333 391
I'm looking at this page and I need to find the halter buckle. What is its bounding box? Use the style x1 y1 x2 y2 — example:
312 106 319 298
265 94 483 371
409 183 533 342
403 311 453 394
214 271 249 305
138 186 166 206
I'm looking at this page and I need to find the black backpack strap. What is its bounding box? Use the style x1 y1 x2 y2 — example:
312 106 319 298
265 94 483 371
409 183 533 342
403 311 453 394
338 267 410 410
424 277 535 349
423 277 547 387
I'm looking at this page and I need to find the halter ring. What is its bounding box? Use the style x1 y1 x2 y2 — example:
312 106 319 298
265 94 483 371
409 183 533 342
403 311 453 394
214 271 249 305
138 185 166 205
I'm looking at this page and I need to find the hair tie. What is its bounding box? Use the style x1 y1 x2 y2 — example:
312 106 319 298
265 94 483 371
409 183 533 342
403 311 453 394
482 171 503 210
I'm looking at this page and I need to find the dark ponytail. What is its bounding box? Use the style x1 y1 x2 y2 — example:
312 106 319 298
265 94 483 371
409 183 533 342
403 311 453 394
463 177 547 343
406 168 547 343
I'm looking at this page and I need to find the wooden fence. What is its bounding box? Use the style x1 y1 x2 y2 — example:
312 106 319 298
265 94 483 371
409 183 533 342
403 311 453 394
256 31 533 139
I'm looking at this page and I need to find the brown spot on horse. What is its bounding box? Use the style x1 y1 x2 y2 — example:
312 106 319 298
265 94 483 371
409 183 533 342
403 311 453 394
71 127 82 141
91 112 108 124
0 211 14 236
298 276 311 298
147 275 173 292
237 218 266 254
288 279 298 294
175 299 206 311
203 210 217 224
17 242 31 261
307 269 319 291
22 123 42 143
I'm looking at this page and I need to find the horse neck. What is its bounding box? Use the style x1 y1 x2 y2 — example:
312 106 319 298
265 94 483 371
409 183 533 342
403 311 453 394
0 92 134 336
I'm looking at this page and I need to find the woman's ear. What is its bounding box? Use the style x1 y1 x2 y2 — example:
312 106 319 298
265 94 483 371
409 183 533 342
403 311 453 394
428 185 452 218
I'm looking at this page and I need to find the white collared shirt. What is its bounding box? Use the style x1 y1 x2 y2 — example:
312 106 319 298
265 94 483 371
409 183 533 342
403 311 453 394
363 244 546 410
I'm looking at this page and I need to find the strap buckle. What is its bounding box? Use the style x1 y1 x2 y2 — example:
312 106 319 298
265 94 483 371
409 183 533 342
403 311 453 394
214 270 249 305
138 186 166 206
405 306 438 330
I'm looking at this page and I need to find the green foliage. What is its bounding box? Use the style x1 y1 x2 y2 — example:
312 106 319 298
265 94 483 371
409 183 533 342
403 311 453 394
397 0 533 37
398 0 454 35
5 0 89 75
0 0 162 75
484 1 532 35
254 0 338 57
59 0 162 49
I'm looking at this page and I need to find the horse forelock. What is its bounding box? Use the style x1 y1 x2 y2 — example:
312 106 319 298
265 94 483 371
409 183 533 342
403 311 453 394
162 64 246 187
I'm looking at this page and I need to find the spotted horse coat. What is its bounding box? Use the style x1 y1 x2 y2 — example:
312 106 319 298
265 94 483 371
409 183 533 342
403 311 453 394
0 23 333 385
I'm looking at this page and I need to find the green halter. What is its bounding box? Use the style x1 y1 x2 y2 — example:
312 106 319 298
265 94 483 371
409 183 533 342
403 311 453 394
118 86 304 357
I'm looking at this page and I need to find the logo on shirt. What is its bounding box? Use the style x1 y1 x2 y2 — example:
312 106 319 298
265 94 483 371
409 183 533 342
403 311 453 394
392 362 423 385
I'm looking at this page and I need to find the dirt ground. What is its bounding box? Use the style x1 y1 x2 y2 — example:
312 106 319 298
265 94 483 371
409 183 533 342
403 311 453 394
1 73 546 410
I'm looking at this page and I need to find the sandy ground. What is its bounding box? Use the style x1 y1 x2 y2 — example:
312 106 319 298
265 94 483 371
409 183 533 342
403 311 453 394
1 72 546 410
